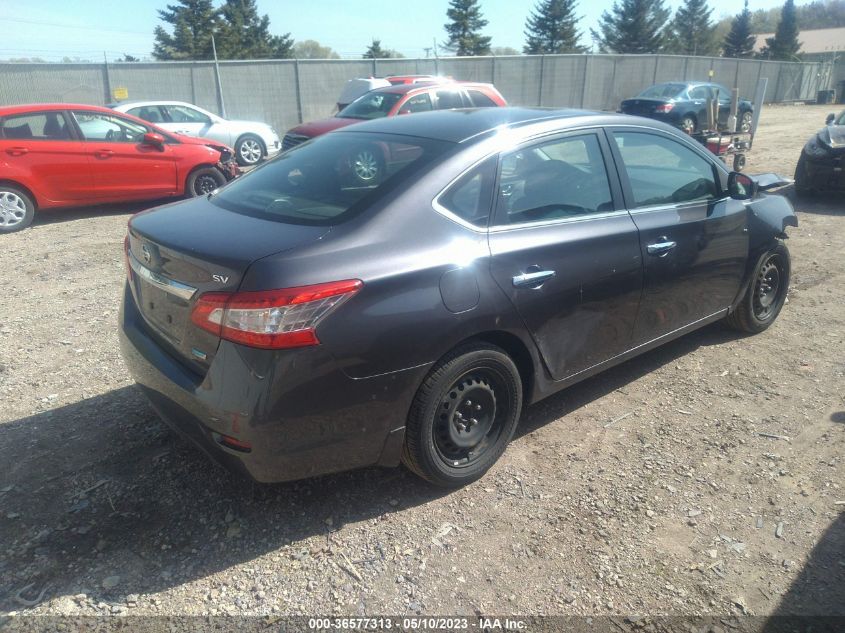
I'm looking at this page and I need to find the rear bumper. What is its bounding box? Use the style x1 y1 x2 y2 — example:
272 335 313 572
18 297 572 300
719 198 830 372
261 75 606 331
118 283 426 483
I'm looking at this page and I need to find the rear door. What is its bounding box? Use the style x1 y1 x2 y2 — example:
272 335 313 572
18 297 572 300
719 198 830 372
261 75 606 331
607 127 748 345
0 110 93 202
488 130 643 380
71 110 178 200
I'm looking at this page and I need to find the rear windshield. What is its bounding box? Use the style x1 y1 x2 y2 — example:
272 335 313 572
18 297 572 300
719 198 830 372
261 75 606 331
210 131 453 226
337 92 404 120
637 83 686 99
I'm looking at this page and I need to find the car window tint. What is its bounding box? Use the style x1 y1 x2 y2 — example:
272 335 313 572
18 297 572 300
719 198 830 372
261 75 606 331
435 90 465 110
211 132 452 226
403 93 432 113
166 105 210 123
436 156 496 228
496 133 614 225
467 90 497 107
337 92 403 120
613 131 719 207
638 83 686 99
1 112 71 140
129 106 165 123
73 112 149 143
688 86 707 100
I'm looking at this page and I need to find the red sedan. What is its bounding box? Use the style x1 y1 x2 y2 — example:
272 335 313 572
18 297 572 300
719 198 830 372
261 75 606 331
0 103 239 233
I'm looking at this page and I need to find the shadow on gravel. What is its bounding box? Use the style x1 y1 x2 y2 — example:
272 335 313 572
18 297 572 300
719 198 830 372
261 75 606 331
0 321 742 610
33 199 172 227
763 513 845 629
785 187 845 216
830 412 845 424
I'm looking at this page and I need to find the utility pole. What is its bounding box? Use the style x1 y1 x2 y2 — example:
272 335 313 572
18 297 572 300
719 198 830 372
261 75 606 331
211 34 227 118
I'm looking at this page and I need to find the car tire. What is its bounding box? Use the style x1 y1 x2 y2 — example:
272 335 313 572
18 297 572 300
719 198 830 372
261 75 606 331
724 241 790 334
401 343 523 487
235 134 265 167
350 145 385 186
0 185 35 234
186 167 226 197
793 154 814 198
739 111 753 133
680 115 697 134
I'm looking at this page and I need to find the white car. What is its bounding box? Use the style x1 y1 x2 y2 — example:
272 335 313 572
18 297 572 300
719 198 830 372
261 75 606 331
110 101 280 166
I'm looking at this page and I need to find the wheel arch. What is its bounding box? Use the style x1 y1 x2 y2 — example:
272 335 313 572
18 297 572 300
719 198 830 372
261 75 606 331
0 179 38 209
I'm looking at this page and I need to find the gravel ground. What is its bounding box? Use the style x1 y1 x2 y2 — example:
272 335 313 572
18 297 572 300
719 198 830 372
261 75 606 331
0 104 843 621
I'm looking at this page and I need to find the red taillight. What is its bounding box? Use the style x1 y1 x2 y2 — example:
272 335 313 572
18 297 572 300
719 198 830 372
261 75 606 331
123 235 134 282
217 433 252 452
655 103 674 113
190 279 363 350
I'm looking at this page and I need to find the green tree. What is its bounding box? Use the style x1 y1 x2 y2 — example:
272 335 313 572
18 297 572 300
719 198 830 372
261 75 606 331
292 40 340 59
665 0 718 55
363 39 404 58
759 0 801 60
118 54 140 62
215 0 293 59
591 0 671 53
723 0 756 58
443 0 492 56
153 0 218 60
523 0 586 54
489 46 521 55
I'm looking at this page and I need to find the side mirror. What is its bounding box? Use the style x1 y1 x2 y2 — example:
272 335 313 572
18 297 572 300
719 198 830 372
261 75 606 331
143 132 165 148
826 113 835 125
728 171 758 200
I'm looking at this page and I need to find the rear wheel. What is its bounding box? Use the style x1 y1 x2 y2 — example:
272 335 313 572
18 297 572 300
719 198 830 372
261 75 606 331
402 344 523 487
0 186 35 233
739 111 753 132
724 242 790 334
186 167 225 197
680 115 697 134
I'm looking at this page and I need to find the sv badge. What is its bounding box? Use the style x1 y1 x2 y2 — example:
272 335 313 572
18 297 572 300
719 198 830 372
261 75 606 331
212 274 230 284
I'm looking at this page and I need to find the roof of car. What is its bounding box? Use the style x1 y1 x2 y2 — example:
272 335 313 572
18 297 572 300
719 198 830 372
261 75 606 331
110 100 197 109
370 81 494 96
333 107 633 143
0 103 117 115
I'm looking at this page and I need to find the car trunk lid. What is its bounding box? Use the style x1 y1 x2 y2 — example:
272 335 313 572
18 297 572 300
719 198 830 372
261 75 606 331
127 196 330 373
620 98 667 116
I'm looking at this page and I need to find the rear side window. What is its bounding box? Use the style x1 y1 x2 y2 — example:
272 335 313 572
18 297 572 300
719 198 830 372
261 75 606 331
211 131 452 226
612 131 719 208
435 156 497 228
1 112 71 140
467 90 497 107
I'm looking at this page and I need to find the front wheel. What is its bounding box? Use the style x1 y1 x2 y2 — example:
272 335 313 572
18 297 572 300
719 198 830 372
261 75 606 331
724 242 791 334
739 111 753 132
0 186 35 233
402 344 523 487
235 134 265 166
186 167 225 197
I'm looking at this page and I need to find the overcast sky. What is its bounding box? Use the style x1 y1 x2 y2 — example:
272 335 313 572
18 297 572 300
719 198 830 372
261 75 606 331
0 0 795 61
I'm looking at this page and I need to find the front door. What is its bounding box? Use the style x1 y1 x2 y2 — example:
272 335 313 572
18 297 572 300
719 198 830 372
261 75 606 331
607 127 748 345
488 130 643 381
71 111 178 200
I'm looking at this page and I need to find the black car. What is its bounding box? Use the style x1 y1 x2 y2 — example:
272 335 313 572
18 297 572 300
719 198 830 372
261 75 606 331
620 82 754 134
794 109 845 196
119 108 796 487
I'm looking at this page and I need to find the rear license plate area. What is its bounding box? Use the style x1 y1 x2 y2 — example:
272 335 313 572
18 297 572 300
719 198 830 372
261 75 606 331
137 279 189 343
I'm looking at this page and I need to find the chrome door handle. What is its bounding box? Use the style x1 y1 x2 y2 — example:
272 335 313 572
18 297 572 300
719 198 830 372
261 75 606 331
647 239 677 257
512 269 555 288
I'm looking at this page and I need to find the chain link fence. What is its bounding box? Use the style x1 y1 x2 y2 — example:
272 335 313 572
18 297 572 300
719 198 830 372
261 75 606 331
0 54 827 135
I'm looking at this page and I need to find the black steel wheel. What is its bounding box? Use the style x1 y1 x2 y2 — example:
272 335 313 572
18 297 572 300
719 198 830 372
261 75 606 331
402 343 522 487
186 167 225 197
725 241 790 334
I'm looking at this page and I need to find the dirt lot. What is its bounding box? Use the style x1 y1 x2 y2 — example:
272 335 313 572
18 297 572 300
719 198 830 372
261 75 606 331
0 105 843 623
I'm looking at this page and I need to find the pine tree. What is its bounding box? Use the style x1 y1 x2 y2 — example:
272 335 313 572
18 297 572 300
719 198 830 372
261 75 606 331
443 0 492 56
523 0 586 54
364 39 388 58
666 0 718 56
591 0 671 54
216 0 293 59
153 0 218 60
723 0 756 58
760 0 801 60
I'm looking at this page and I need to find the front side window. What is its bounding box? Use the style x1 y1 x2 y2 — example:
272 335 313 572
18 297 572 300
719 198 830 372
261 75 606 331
165 105 211 124
435 90 466 110
337 92 403 120
496 133 614 225
128 106 166 123
613 131 719 207
72 112 148 143
401 93 432 113
688 86 713 100
1 112 71 140
211 132 452 226
436 156 496 228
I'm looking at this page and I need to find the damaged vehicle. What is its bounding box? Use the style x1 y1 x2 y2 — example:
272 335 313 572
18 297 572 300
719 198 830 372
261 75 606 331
794 110 845 196
0 104 239 233
119 109 796 487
